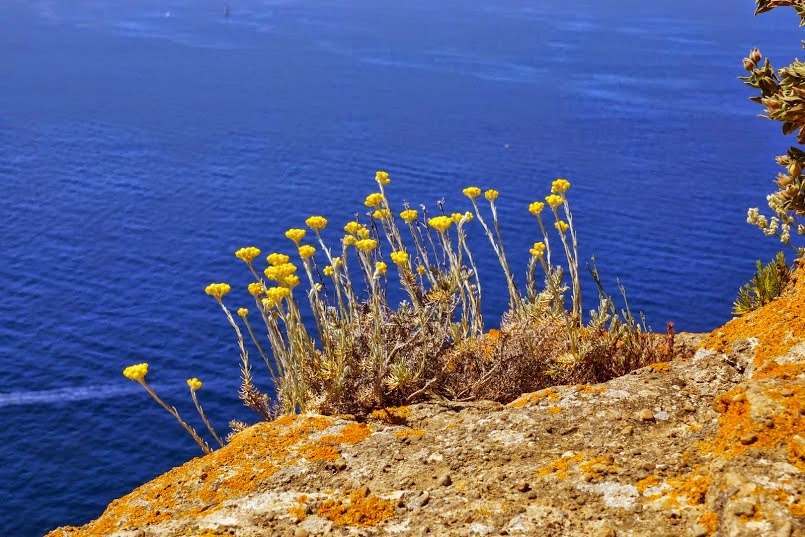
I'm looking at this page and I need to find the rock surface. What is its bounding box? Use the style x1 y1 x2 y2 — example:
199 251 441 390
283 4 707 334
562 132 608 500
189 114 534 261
46 275 805 537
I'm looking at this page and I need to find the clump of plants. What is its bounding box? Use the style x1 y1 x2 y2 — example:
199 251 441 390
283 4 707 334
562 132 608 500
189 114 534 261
741 0 805 254
125 173 671 451
733 252 794 315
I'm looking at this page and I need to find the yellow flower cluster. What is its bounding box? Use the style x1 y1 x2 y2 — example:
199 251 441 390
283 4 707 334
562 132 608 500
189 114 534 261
285 228 306 245
285 274 300 288
266 286 291 303
343 235 357 246
266 252 290 266
529 242 546 258
376 170 391 185
484 189 499 202
463 186 481 199
261 297 275 309
451 211 474 223
376 261 388 275
298 244 316 259
323 265 334 277
551 178 571 194
344 221 371 238
205 283 231 300
248 282 265 297
417 265 426 275
264 262 298 283
372 208 391 220
428 215 452 233
400 209 418 223
305 215 328 231
235 246 261 264
364 192 384 207
545 194 564 208
237 307 248 317
123 363 148 382
529 201 545 215
356 238 378 251
187 378 202 391
555 220 569 233
390 250 409 265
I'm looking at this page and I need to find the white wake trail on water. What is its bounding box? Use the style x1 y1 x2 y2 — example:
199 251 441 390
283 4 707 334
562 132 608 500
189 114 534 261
0 384 143 408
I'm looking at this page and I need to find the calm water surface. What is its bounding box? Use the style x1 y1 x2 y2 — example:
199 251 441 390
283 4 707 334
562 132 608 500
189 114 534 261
0 0 798 534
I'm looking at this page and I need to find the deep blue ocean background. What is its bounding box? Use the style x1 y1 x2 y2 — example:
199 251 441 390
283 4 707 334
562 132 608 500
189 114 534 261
0 0 800 535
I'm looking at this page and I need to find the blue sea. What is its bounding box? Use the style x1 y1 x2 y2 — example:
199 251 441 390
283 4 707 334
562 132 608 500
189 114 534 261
0 0 799 535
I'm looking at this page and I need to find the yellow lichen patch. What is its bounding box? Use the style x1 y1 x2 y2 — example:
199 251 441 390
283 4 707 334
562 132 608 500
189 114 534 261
649 362 671 373
548 406 562 414
788 434 805 472
699 511 719 535
548 392 562 402
664 467 711 506
289 505 307 521
701 270 805 370
579 456 618 480
300 422 373 462
370 406 410 424
536 453 585 479
44 415 335 537
636 475 660 494
318 488 395 527
576 384 606 396
395 429 425 438
507 388 557 408
707 383 804 461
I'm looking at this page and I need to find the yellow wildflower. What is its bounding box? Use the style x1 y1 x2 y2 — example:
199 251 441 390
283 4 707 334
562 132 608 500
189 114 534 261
187 378 202 391
305 215 328 231
376 261 388 275
417 265 426 275
428 215 452 233
267 286 291 302
248 282 265 297
264 262 298 282
451 212 464 223
463 186 481 199
400 209 418 223
357 227 371 238
284 274 300 288
298 244 316 259
332 257 343 267
205 283 231 300
529 201 545 215
484 189 499 202
323 265 335 277
237 307 248 317
123 363 148 382
376 170 391 185
390 250 409 265
285 228 306 245
344 221 362 235
261 297 276 310
343 235 357 246
529 242 546 258
356 238 378 251
364 192 384 208
373 208 392 220
555 220 569 233
551 178 571 194
463 211 474 222
235 246 261 264
545 194 564 208
266 252 290 266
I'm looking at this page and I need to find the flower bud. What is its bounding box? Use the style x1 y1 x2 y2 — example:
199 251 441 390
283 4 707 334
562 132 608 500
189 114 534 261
743 58 755 72
788 162 801 178
750 48 762 64
776 173 793 188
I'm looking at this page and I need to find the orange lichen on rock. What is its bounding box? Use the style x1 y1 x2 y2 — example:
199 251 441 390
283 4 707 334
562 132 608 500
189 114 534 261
576 384 606 396
649 362 671 373
664 467 711 506
370 406 410 424
636 475 660 494
536 453 585 479
548 406 562 414
288 505 307 521
579 456 618 480
318 488 395 527
395 429 425 438
300 422 373 462
699 511 719 535
701 270 805 370
44 415 337 537
507 388 557 408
